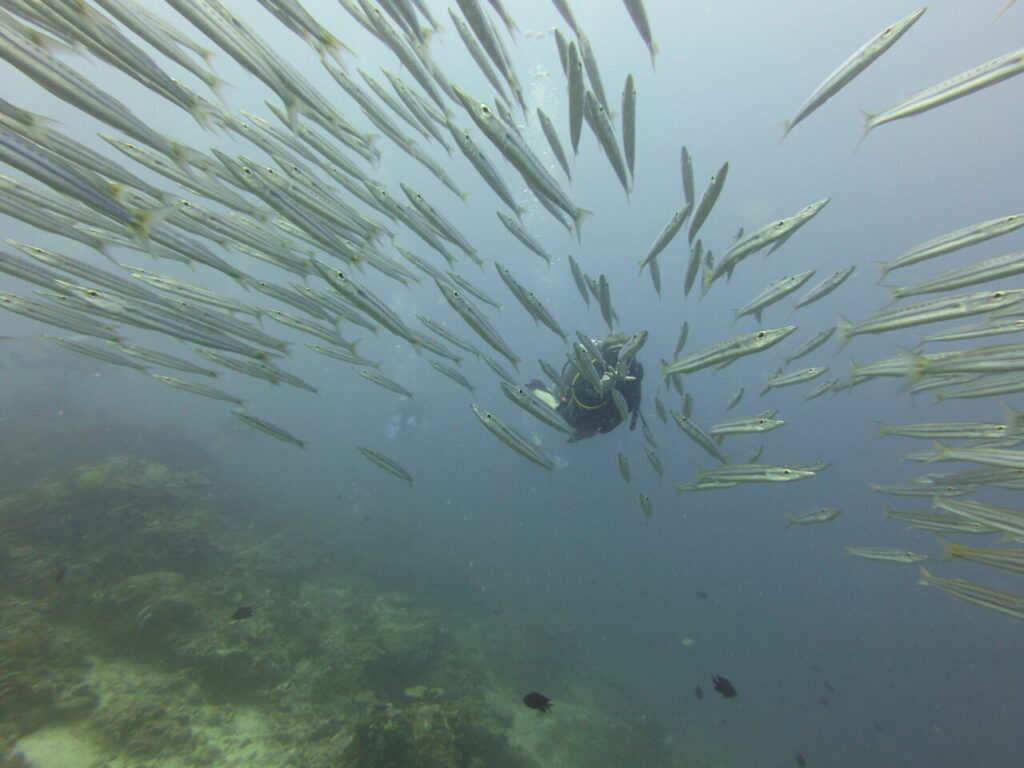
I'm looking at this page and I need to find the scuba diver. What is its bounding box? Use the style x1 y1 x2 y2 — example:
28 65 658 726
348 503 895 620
529 332 645 442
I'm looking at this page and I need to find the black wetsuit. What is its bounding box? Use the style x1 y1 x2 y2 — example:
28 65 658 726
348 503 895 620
556 343 643 438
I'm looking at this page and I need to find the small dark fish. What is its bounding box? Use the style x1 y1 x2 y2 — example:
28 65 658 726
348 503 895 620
522 692 552 713
822 681 835 693
712 675 737 698
695 685 703 700
55 565 67 583
873 720 883 732
694 590 708 599
795 753 807 767
231 606 254 621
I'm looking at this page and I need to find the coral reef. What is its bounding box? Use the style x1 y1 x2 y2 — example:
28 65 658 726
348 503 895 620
339 700 531 768
0 434 549 767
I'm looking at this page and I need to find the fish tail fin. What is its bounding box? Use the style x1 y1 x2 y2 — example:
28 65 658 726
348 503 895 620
924 441 947 463
856 111 876 150
934 534 959 562
128 203 175 245
168 140 210 172
903 349 929 388
916 565 935 586
874 421 889 438
281 95 315 133
203 72 232 108
835 315 853 351
189 95 226 133
699 268 714 299
323 31 356 61
573 207 592 242
649 42 658 71
192 44 217 68
876 260 891 284
779 119 794 143
1004 401 1024 435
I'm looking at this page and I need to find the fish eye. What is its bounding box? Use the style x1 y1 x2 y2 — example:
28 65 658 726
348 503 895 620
991 291 1005 299
480 105 492 116
756 332 766 339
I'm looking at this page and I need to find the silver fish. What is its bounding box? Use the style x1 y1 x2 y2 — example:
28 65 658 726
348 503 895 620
446 119 523 218
917 566 1024 621
844 546 929 564
884 214 1024 286
496 212 554 265
761 366 828 395
355 367 414 398
622 0 657 67
566 40 585 154
782 7 926 139
232 410 305 448
663 326 797 376
838 289 1024 342
865 46 1024 136
617 453 631 483
622 73 637 181
793 266 856 309
470 404 554 470
500 381 573 435
889 249 1024 299
688 162 729 243
785 507 841 527
639 203 693 273
537 107 571 182
577 31 610 113
679 145 694 205
734 270 816 323
151 374 244 405
358 445 413 483
584 90 630 195
568 254 590 306
428 359 475 392
435 279 520 368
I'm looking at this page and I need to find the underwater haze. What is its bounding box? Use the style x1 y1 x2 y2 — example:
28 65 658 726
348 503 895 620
2 1 1024 766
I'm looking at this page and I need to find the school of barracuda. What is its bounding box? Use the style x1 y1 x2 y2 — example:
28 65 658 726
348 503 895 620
1 0 1024 622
